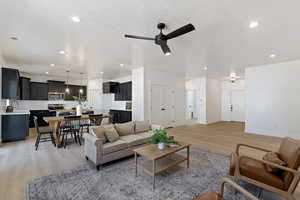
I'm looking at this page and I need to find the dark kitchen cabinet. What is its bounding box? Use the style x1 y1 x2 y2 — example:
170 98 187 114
20 77 31 100
48 80 65 93
103 82 119 93
114 81 132 101
64 85 87 101
1 68 20 99
30 82 49 100
109 110 132 123
1 114 29 142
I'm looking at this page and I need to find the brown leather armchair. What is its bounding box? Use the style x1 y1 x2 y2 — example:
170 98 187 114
230 137 300 200
193 177 258 200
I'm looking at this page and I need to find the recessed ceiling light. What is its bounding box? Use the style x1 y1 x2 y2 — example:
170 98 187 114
249 21 259 29
45 71 49 74
71 16 80 23
50 64 55 67
100 71 104 74
11 36 18 40
204 66 208 70
120 63 124 67
59 50 65 55
269 54 276 58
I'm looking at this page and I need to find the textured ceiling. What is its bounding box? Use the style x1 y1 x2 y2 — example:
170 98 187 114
0 0 300 80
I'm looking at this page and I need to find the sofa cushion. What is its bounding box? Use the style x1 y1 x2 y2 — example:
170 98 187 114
136 131 152 140
120 135 147 147
263 152 286 173
104 127 120 143
102 139 128 154
135 121 150 133
92 126 108 144
115 121 135 136
102 124 114 130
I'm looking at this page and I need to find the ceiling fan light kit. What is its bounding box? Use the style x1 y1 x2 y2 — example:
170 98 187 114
125 22 195 55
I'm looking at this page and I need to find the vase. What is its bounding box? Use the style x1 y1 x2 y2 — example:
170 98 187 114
76 104 82 116
158 142 165 150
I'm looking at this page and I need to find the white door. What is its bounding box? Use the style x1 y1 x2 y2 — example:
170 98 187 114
230 90 245 122
186 90 196 120
150 84 174 126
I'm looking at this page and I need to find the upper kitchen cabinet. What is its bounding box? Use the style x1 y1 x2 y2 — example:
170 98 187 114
115 81 132 101
47 80 65 93
1 68 20 99
103 82 119 93
30 82 49 100
64 85 87 101
20 77 31 100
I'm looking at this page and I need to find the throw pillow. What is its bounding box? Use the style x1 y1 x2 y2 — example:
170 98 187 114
135 121 150 133
115 121 134 136
104 127 120 143
263 152 287 173
92 126 107 144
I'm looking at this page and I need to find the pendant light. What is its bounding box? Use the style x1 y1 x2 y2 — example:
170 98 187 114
65 70 70 93
79 72 84 95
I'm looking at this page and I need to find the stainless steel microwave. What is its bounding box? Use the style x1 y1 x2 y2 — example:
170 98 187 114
48 92 65 100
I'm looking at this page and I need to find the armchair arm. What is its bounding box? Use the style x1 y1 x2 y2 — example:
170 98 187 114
220 177 258 200
236 143 271 156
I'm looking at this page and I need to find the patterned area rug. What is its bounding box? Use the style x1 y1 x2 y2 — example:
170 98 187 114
27 147 282 200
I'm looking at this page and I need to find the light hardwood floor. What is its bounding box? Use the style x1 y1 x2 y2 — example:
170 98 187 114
0 122 299 200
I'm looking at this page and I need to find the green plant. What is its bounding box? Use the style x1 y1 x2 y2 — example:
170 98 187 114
148 130 178 144
73 96 87 104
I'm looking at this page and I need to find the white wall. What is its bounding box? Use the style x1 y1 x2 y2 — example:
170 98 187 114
245 60 300 139
221 80 245 121
132 68 144 121
206 78 221 124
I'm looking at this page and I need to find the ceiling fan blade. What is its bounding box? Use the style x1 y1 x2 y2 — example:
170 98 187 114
160 41 171 55
124 34 155 41
166 23 195 40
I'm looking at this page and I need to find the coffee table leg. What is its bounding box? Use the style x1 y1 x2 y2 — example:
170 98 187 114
153 160 156 190
135 152 138 177
187 146 190 169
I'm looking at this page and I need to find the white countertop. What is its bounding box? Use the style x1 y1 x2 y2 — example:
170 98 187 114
0 110 30 115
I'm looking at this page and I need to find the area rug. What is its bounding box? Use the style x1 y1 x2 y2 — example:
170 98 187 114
27 147 282 200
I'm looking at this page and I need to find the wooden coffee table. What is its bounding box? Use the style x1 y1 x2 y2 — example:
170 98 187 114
134 142 190 189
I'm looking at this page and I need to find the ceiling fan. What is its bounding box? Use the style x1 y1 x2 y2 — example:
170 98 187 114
125 23 195 56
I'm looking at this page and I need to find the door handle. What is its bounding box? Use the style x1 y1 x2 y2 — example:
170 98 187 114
161 108 166 111
230 105 233 112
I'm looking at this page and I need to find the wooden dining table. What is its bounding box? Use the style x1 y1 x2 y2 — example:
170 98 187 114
43 114 111 148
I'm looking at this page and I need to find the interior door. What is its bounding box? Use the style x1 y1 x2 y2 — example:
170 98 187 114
186 90 196 120
151 84 174 126
230 90 245 122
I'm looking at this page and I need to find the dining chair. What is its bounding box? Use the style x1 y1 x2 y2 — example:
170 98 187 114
89 114 103 126
34 116 56 150
61 115 82 148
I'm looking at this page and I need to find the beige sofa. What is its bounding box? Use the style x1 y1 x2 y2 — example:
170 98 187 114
83 121 162 170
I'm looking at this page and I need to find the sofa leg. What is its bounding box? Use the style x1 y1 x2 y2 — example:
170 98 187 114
96 165 102 171
85 156 89 161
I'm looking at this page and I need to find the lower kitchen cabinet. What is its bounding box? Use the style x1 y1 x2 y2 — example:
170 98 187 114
109 110 132 123
1 114 29 142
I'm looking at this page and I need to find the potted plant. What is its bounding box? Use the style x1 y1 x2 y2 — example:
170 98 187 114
73 96 86 116
148 130 178 150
